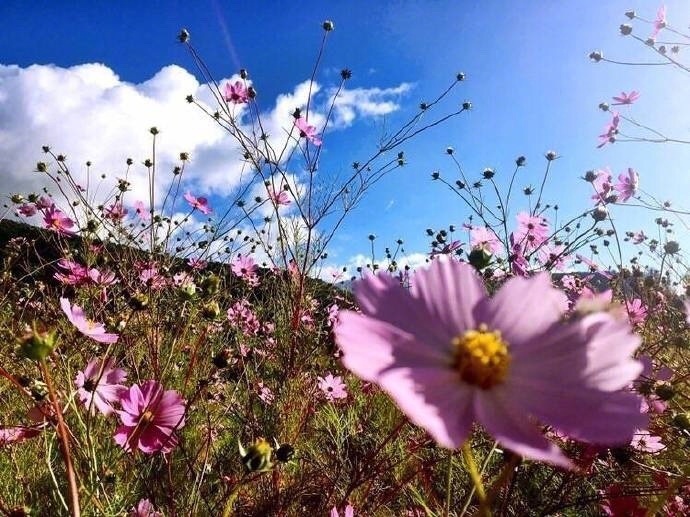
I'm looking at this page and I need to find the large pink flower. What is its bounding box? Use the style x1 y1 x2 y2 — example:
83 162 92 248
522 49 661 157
114 380 186 454
75 357 127 416
614 168 639 202
335 259 645 468
224 80 249 104
60 298 119 344
42 205 75 235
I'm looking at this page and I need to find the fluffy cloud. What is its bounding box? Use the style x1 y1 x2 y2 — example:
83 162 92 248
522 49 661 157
0 62 410 213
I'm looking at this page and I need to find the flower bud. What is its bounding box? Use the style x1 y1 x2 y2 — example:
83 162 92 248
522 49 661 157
322 20 335 31
462 101 472 110
619 24 633 36
202 274 221 295
240 68 248 79
584 170 598 182
672 412 690 431
624 10 635 19
35 162 47 173
544 150 558 161
591 206 608 222
177 28 190 43
482 168 495 179
589 50 603 62
664 241 680 255
468 248 492 271
18 325 58 361
456 72 466 81
515 155 526 166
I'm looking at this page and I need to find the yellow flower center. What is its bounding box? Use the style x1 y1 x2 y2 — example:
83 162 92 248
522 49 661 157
452 324 511 389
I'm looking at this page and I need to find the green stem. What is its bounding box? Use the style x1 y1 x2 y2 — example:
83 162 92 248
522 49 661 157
444 450 454 516
461 442 490 517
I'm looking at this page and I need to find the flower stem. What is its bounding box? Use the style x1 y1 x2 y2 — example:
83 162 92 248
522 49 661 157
444 450 454 516
461 442 490 517
41 360 81 517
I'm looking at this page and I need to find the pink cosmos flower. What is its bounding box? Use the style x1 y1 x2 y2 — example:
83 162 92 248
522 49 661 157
187 257 208 270
294 117 322 146
114 380 186 454
0 426 42 447
257 381 275 405
318 373 348 401
614 168 639 202
597 112 620 148
18 203 37 217
470 226 502 255
139 265 167 290
231 254 258 277
536 244 569 271
133 200 151 221
54 258 91 286
129 499 162 517
104 201 128 222
514 212 549 250
335 259 645 468
224 80 249 104
630 430 665 453
591 168 613 205
183 192 212 215
632 231 647 244
612 91 640 105
651 5 667 39
75 357 128 416
267 187 291 207
331 505 355 517
43 205 75 235
625 298 647 325
60 297 119 344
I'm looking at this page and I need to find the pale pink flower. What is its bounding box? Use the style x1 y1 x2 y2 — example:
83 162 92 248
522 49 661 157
597 112 620 148
231 254 258 278
224 80 249 104
183 192 212 215
60 297 119 344
43 205 75 235
625 298 647 325
536 244 569 271
630 430 665 454
294 117 322 146
35 196 53 210
651 5 667 39
335 259 645 468
470 226 502 255
318 373 348 401
612 91 640 105
591 168 613 205
514 212 549 250
268 187 291 206
139 266 167 290
133 200 151 221
257 381 274 405
227 299 262 335
614 168 639 202
331 505 355 517
114 380 186 454
0 426 42 447
187 257 208 270
75 357 127 416
129 498 162 517
632 231 647 244
431 240 463 257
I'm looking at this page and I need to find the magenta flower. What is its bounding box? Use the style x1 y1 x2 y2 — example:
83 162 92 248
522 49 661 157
114 380 186 454
224 80 249 104
335 259 645 468
614 168 639 202
104 201 128 222
129 499 162 517
318 373 348 401
183 191 212 215
611 91 640 105
294 117 322 146
54 258 91 286
470 226 502 255
591 168 613 205
75 358 127 416
60 298 119 344
630 430 665 454
43 205 75 235
632 231 647 244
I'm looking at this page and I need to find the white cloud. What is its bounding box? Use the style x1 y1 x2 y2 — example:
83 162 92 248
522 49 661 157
0 61 411 259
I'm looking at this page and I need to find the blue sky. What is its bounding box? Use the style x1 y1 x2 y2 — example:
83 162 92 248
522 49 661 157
2 0 690 274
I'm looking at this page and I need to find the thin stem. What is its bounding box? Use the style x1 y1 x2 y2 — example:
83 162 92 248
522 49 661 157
461 441 490 517
41 360 81 517
444 450 454 517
